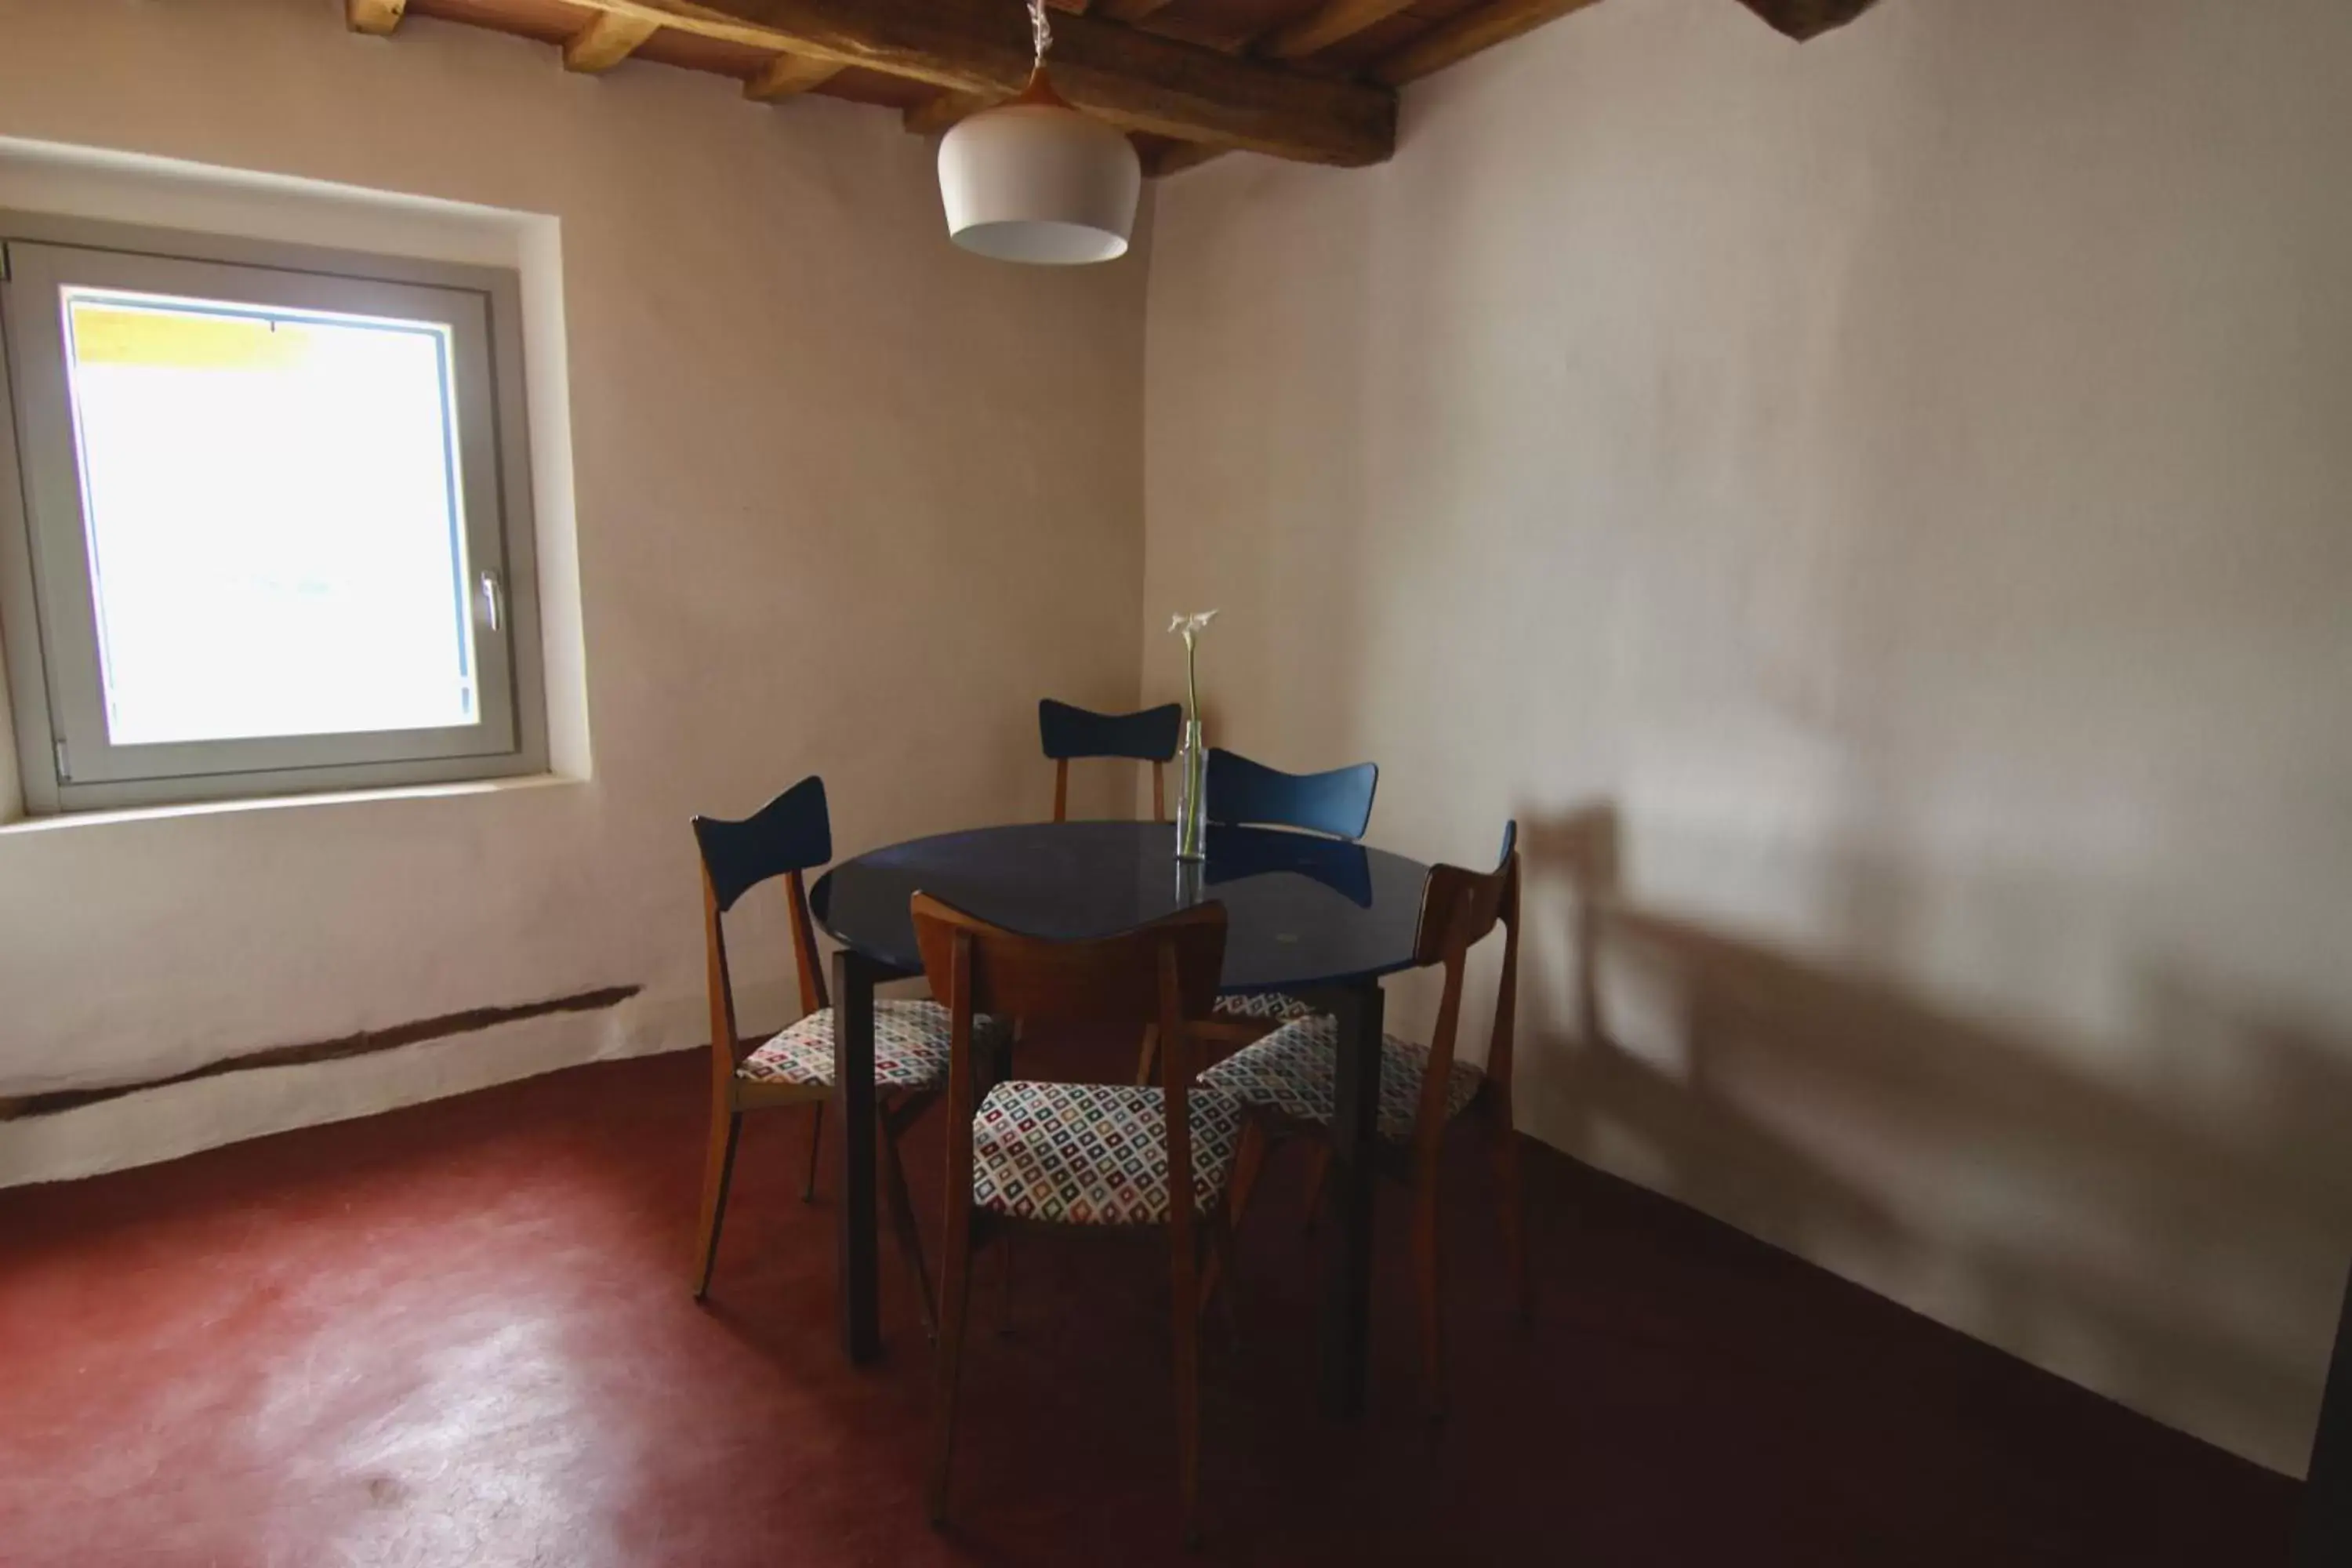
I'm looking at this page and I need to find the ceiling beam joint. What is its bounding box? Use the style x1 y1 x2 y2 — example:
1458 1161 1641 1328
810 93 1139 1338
1260 0 1418 59
902 90 999 136
564 12 663 71
744 51 844 98
346 0 408 36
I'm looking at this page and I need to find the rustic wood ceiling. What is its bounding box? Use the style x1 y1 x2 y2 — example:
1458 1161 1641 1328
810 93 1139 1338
346 0 1881 174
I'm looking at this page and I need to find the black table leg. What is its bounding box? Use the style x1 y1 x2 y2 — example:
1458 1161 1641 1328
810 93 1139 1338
833 949 880 1364
1320 978 1383 1419
2296 1259 2352 1565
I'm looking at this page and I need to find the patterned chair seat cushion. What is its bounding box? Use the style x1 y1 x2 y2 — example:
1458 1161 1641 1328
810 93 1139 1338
1198 1014 1483 1143
738 1000 1004 1091
972 1080 1243 1225
1211 991 1322 1023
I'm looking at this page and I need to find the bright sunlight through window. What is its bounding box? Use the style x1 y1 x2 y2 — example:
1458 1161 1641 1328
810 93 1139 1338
64 292 479 747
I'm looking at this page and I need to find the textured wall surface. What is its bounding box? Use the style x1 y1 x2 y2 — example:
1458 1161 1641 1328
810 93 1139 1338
1139 0 2352 1472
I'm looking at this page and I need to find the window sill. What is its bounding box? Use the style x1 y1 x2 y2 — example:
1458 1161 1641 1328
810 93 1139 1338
0 771 582 836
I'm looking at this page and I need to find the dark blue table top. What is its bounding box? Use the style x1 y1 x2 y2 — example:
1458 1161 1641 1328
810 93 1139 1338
811 820 1432 993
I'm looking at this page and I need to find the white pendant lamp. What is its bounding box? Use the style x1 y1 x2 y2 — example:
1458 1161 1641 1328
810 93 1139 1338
937 0 1141 265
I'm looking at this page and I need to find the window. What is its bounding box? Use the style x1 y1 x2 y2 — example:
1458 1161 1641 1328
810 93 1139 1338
0 215 545 813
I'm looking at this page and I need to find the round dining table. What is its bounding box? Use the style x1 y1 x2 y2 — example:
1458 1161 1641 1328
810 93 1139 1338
811 818 1433 1420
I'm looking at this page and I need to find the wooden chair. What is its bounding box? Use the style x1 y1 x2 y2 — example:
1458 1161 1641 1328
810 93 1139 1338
688 777 1007 1323
1200 822 1526 1419
1039 699 1184 822
1132 746 1381 1084
913 892 1238 1547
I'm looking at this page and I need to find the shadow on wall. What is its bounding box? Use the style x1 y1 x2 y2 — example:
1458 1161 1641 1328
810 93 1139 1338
1515 803 2352 1472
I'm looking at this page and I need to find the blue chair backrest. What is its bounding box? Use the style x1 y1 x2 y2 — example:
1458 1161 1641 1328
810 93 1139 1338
692 775 832 912
1205 749 1379 841
1038 699 1184 762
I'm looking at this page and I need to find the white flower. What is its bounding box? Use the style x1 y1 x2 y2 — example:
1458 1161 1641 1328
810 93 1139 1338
1169 610 1217 718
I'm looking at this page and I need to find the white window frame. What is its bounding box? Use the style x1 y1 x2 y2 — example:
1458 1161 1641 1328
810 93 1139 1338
0 212 547 815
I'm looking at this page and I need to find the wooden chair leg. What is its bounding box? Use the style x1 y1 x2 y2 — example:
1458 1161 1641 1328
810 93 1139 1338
1226 1116 1271 1234
928 1216 978 1526
1170 1223 1204 1548
1133 1023 1161 1088
801 1101 825 1203
881 1121 938 1341
1200 1121 1264 1317
1487 1092 1532 1325
1202 1208 1242 1347
690 1105 742 1300
1298 1140 1331 1233
1410 1185 1445 1422
996 1233 1015 1337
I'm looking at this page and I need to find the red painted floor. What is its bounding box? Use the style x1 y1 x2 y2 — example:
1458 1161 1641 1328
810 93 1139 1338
0 1047 2297 1566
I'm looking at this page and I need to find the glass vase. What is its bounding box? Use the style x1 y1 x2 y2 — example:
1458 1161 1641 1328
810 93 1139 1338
1173 719 1207 862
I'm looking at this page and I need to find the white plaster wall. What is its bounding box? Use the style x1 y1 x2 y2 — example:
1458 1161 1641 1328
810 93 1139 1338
1139 0 2352 1473
0 0 1148 1156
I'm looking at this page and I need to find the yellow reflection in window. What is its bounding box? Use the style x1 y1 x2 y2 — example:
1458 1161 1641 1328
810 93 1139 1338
70 303 311 372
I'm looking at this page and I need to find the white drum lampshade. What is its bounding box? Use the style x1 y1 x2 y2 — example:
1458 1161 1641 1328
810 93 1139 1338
938 75 1142 265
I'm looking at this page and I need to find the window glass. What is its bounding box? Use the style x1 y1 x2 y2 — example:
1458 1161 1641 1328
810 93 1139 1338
62 291 477 746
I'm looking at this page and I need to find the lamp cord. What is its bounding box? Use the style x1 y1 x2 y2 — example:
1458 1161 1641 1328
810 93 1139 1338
1029 0 1051 70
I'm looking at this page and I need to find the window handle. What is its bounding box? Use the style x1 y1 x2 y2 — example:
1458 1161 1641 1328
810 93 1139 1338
480 571 503 633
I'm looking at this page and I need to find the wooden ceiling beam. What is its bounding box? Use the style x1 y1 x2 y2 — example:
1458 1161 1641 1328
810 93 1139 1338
561 0 1393 164
1373 0 1604 84
345 0 408 35
744 51 844 98
902 91 999 136
1376 0 1882 84
564 12 662 71
1260 0 1417 60
1149 140 1231 178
